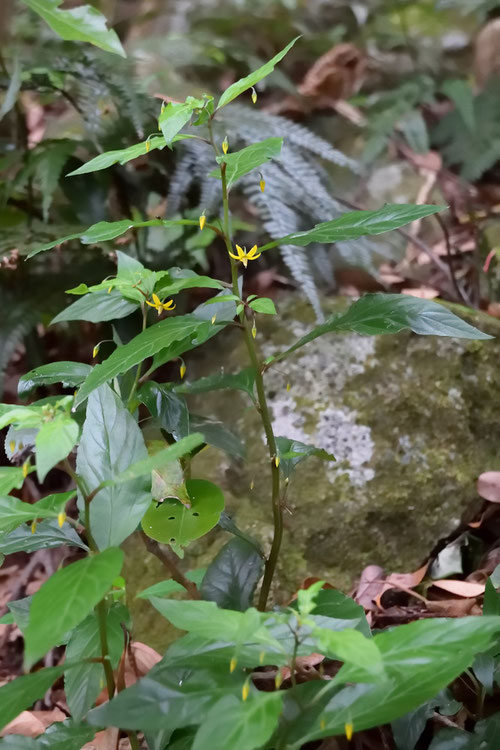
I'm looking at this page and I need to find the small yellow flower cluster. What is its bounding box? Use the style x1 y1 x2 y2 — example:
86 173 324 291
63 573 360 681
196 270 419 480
229 244 261 268
145 293 175 316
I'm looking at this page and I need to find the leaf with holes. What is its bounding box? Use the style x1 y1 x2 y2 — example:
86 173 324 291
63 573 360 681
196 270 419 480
141 478 224 556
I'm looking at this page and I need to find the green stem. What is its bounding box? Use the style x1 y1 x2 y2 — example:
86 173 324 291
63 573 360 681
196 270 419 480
95 599 116 699
217 153 282 611
127 304 148 409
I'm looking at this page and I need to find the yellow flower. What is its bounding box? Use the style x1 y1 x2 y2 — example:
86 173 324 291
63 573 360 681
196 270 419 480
222 136 229 154
274 455 280 468
252 324 257 339
286 382 291 392
211 314 217 325
199 214 206 231
345 722 353 741
145 138 151 153
92 344 100 359
31 520 37 534
145 293 176 316
230 656 237 673
259 177 265 192
107 286 112 294
275 670 283 689
22 460 29 478
250 479 255 491
9 440 15 453
58 511 66 528
228 244 261 268
251 87 257 104
242 680 250 702
180 363 186 379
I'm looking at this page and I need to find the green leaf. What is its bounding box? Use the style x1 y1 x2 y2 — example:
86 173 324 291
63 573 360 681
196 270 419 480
190 415 245 459
139 383 190 441
0 491 75 534
0 519 88 555
259 204 446 252
211 138 283 189
107 434 204 487
65 604 127 720
0 720 96 749
67 136 168 176
51 289 138 324
271 294 492 365
248 297 277 315
20 0 125 57
0 466 24 495
137 568 205 600
427 729 473 749
24 546 123 667
74 314 216 407
296 588 370 637
276 437 335 479
175 367 256 400
76 384 150 549
201 538 264 611
154 269 225 297
18 362 92 397
27 218 199 259
217 38 299 109
87 663 243 732
192 693 283 750
35 415 79 482
158 97 205 145
483 577 500 616
141 478 224 555
0 666 66 732
0 57 22 122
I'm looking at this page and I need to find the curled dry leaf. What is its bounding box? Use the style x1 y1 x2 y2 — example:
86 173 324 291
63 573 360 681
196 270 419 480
1 711 46 738
426 598 481 617
354 565 385 609
430 579 485 598
82 728 120 750
477 471 500 503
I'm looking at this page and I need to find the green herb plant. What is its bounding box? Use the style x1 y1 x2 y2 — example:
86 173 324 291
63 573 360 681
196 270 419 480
2 25 500 750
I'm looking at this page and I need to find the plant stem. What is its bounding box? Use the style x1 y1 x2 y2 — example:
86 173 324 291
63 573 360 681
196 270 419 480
95 599 116 699
127 304 148 409
140 532 200 599
217 154 282 611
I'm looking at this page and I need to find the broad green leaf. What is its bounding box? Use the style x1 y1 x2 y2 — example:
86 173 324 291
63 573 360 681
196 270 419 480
276 437 335 479
74 315 216 407
259 204 446 252
294 588 370 637
217 38 299 109
270 293 492 365
24 546 123 666
67 136 168 176
0 719 96 749
428 729 474 749
0 57 21 122
0 467 24 495
27 218 201 259
211 138 283 189
35 415 79 482
313 626 383 680
137 568 205 600
392 692 462 750
87 664 244 732
7 596 32 633
0 519 88 555
20 0 125 57
0 491 75 534
18 362 92 397
51 289 138 324
175 367 256 400
190 414 245 459
0 666 66 732
65 604 127 720
0 405 44 431
139 383 190 441
248 297 277 315
141 478 224 555
154 268 225 297
201 538 264 611
483 576 500 616
158 97 205 144
76 384 150 549
192 693 283 750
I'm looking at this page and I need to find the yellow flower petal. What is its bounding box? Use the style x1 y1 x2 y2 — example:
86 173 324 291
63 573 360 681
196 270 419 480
22 460 29 478
9 440 15 453
222 137 229 154
274 456 280 468
163 299 175 310
92 345 99 359
152 293 161 306
345 723 353 741
58 511 66 528
250 479 255 491
180 363 186 379
286 382 291 392
211 314 216 325
199 214 206 231
260 178 265 192
228 250 240 261
252 324 257 338
241 257 248 268
146 139 151 153
242 680 250 701
230 656 237 673
252 88 257 104
31 520 37 534
145 299 157 308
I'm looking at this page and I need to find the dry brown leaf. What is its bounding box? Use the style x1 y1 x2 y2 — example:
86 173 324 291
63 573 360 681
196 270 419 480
354 565 386 609
426 598 481 617
298 44 366 103
82 728 120 750
31 709 66 728
477 471 500 502
401 287 440 300
431 579 485 598
1 712 46 738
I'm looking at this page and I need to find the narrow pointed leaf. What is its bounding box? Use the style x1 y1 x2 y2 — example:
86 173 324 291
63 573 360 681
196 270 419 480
158 97 205 145
217 38 299 109
0 666 66 732
18 362 92 397
211 138 283 189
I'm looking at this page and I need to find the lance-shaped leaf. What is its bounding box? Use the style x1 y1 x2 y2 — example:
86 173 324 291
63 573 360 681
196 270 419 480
0 666 66 732
158 97 205 144
175 367 256 401
258 204 446 252
52 289 138 324
76 385 150 549
74 314 217 406
67 136 167 176
24 546 123 667
20 0 125 57
0 519 88 555
35 414 79 482
269 294 492 365
211 138 283 189
27 218 202 259
276 437 335 479
0 491 75 534
217 38 300 109
0 467 25 495
18 362 92 397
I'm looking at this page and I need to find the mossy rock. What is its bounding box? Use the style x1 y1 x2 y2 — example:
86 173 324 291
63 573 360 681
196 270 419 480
126 294 500 645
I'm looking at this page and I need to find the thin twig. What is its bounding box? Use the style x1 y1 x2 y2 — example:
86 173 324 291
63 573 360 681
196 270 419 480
434 213 472 306
140 532 200 599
